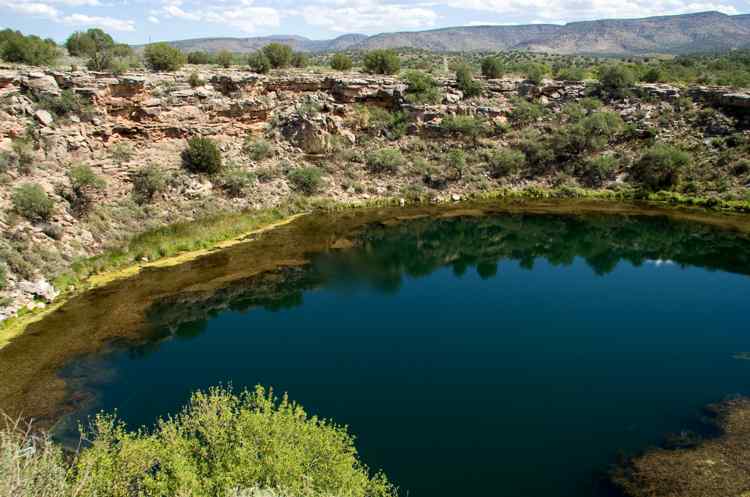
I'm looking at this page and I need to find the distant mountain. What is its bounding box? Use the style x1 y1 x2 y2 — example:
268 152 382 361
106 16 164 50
157 11 750 55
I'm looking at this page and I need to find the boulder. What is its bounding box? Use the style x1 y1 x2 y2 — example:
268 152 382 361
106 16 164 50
281 115 333 154
34 109 54 126
18 279 59 303
22 72 60 97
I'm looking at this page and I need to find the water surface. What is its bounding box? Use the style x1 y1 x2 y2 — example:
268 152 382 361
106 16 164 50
20 208 750 496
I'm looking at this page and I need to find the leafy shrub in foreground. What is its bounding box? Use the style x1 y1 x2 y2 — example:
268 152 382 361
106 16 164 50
507 97 545 126
144 42 186 72
12 183 54 222
577 155 619 186
331 53 353 71
366 148 405 174
219 166 256 197
68 164 105 213
287 166 324 194
182 137 223 174
631 144 691 190
3 386 396 497
363 49 400 75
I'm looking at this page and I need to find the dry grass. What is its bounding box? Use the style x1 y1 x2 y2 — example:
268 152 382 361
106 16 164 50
0 415 74 497
613 397 750 497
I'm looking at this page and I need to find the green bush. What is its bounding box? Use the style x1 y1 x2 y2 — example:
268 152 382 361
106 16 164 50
366 108 408 140
631 144 691 190
363 49 400 75
10 139 35 175
440 115 488 144
187 51 211 65
12 183 54 222
555 66 586 81
481 56 505 79
37 89 88 117
64 28 113 57
188 71 205 88
67 164 105 213
248 50 272 74
486 149 525 177
0 29 58 66
577 155 618 186
291 52 309 68
598 64 636 98
110 142 134 164
525 63 548 85
219 167 256 197
243 137 273 161
455 63 482 98
215 50 233 68
403 70 442 104
287 166 324 194
144 42 186 72
366 148 405 174
507 97 545 126
263 43 293 68
132 164 167 204
641 66 665 83
445 149 467 178
2 386 396 497
0 263 6 290
182 137 223 174
331 53 353 71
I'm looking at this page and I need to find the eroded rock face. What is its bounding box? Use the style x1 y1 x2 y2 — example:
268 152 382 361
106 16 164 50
281 114 339 154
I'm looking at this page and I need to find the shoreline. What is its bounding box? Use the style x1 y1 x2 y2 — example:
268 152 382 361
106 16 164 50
2 190 750 351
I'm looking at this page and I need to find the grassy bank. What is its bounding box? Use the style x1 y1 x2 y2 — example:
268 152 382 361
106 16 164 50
0 207 303 348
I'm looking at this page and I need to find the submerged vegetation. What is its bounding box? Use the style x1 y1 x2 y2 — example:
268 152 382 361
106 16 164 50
1 386 395 497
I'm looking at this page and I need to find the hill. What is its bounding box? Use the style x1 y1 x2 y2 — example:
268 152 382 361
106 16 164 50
157 11 750 55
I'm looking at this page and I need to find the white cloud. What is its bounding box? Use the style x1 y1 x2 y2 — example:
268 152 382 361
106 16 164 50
153 0 281 32
300 0 438 32
62 13 135 30
0 0 135 31
147 15 160 23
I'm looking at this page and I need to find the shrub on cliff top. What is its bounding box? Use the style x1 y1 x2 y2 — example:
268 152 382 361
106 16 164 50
144 42 186 72
331 53 353 71
363 49 400 75
182 136 223 174
262 42 293 69
248 50 271 74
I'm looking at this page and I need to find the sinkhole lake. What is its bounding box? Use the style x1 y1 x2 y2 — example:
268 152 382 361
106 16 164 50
10 205 750 497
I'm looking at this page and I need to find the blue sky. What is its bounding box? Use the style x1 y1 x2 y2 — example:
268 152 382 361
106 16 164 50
1 0 749 44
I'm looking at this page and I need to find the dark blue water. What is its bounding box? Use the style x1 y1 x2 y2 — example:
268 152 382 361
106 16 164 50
62 213 750 497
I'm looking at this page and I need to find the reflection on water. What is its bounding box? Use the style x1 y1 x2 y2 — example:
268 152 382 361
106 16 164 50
12 208 750 497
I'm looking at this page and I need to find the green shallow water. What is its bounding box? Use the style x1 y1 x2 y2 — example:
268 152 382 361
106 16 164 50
19 207 750 496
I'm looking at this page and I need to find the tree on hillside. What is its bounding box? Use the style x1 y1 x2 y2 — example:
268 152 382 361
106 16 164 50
65 29 113 57
248 50 271 74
